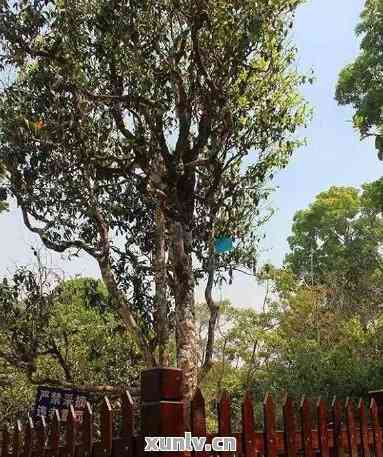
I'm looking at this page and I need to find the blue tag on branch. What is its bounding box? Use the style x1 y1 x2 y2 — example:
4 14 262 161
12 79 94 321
214 237 234 253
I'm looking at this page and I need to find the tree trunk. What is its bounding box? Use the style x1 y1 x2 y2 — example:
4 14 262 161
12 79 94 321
171 221 198 402
199 241 219 381
154 206 170 366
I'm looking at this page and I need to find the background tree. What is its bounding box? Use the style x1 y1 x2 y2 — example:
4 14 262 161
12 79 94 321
336 0 383 159
0 361 32 424
0 261 143 423
0 0 309 399
196 299 279 430
284 185 383 323
255 266 383 403
197 268 383 430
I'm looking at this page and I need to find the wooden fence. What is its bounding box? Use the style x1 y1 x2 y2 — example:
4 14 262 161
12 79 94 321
0 368 382 457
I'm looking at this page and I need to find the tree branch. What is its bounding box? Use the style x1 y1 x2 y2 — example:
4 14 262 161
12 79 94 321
199 238 219 382
49 338 73 383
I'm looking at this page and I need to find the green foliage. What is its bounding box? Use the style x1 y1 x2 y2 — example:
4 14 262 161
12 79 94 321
0 269 143 424
336 0 383 158
200 286 383 429
198 300 280 429
361 176 383 214
45 278 143 384
285 184 383 321
0 364 34 424
263 291 383 403
200 181 383 428
0 0 309 365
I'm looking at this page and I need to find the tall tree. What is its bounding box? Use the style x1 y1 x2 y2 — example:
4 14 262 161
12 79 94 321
0 0 309 399
285 184 383 323
336 0 383 159
255 264 383 404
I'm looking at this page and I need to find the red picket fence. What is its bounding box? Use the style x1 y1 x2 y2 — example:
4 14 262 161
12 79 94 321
0 368 383 457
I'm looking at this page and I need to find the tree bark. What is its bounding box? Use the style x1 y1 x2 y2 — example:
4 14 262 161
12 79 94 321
154 206 170 366
171 221 198 402
199 241 219 382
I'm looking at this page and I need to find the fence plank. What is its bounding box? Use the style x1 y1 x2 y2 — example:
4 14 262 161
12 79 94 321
13 420 22 457
300 397 314 457
50 410 61 457
191 388 207 457
242 391 256 457
191 388 206 436
345 399 358 457
100 396 113 456
218 391 232 435
23 416 34 457
121 390 133 457
264 393 277 457
65 405 77 457
332 397 344 457
370 398 383 457
121 390 134 438
82 402 93 457
218 391 232 457
1 424 10 457
317 398 329 457
36 416 47 457
358 399 371 457
283 395 297 457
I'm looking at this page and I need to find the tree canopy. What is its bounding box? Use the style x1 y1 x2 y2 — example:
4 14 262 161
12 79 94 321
0 0 309 398
336 0 383 158
284 184 383 323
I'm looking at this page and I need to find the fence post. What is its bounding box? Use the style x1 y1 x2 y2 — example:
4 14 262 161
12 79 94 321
141 368 185 457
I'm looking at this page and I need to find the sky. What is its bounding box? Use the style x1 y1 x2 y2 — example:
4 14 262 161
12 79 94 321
0 0 380 309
